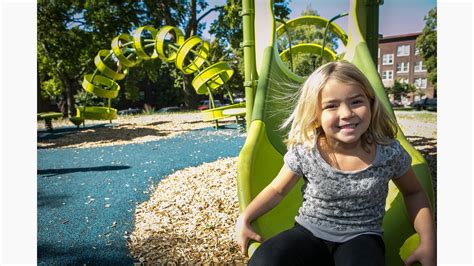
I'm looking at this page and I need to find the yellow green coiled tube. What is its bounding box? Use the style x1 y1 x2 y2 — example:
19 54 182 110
77 24 239 124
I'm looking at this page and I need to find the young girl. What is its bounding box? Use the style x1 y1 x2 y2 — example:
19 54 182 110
235 61 436 265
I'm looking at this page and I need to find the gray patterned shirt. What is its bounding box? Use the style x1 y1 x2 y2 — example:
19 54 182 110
284 139 411 242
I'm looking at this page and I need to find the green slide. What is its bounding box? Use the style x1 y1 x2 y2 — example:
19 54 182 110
237 0 434 265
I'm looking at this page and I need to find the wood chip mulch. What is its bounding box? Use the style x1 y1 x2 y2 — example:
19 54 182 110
128 157 247 265
126 112 437 265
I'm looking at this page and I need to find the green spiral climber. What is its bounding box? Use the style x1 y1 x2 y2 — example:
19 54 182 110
74 25 243 125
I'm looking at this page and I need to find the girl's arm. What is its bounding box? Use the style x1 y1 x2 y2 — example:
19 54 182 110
393 167 436 266
236 165 301 255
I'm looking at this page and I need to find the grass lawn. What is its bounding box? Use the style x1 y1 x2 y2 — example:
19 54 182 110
395 110 437 124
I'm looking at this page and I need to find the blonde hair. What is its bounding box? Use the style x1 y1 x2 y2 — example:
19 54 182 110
282 61 398 150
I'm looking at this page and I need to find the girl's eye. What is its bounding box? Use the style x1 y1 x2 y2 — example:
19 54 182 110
323 104 336 110
351 99 364 105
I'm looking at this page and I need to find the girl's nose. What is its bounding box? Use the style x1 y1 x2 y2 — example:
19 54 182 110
339 104 353 118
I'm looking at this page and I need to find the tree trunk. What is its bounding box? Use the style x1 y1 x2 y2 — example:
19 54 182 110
185 0 197 37
57 91 68 116
66 82 78 117
56 70 78 117
183 74 198 109
181 0 199 109
41 42 78 117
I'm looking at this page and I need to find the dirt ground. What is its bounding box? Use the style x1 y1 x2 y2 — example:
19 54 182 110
37 112 236 149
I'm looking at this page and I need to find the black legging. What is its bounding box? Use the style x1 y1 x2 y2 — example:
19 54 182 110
249 223 385 266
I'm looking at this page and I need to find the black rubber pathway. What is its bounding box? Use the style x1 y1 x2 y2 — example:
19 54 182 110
37 125 245 265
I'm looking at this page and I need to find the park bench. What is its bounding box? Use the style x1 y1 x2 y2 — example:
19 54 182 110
37 112 63 131
201 102 246 128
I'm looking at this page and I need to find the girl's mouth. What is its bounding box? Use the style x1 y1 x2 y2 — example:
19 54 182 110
337 123 359 129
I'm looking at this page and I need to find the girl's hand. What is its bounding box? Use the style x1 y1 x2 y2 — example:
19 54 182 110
235 214 264 256
404 243 436 266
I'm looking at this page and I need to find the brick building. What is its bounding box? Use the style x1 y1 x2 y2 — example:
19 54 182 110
377 32 435 104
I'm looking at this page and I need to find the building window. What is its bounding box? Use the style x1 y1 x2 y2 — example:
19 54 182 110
378 48 380 58
382 54 394 65
414 61 426 72
396 62 409 73
382 70 393 80
397 45 410 56
415 48 420 55
414 78 427 89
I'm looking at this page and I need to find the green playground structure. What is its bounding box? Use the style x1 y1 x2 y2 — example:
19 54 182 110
73 24 245 127
236 0 435 265
37 112 63 131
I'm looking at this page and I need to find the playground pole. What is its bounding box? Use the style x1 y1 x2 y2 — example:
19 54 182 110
241 0 257 130
355 0 382 65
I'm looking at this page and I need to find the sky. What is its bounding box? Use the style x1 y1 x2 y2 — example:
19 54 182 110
201 0 437 40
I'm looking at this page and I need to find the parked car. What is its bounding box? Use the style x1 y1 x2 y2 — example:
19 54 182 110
118 108 142 115
234 97 245 104
390 100 402 107
157 106 181 113
197 100 223 110
412 98 437 111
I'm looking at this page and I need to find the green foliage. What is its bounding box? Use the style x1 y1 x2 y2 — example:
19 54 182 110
123 84 141 102
406 83 417 94
207 0 246 98
141 0 185 26
213 2 239 48
414 88 425 98
416 7 437 90
74 90 101 106
292 56 319 76
388 79 416 100
37 0 147 115
40 77 62 100
395 111 437 124
276 6 341 76
209 0 289 48
37 0 289 111
273 0 292 19
37 0 195 113
207 0 291 97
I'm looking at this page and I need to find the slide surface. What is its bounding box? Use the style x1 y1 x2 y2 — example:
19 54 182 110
237 0 434 264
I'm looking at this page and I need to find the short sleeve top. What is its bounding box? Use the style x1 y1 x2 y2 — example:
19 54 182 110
283 139 412 242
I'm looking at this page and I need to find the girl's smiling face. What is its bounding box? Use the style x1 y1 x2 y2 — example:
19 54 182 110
319 79 372 148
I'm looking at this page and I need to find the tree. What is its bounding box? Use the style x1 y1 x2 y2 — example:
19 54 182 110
145 0 215 109
180 0 210 109
37 0 216 115
208 0 291 99
276 6 341 76
388 79 416 101
37 0 291 113
38 1 87 116
37 0 149 116
416 7 437 95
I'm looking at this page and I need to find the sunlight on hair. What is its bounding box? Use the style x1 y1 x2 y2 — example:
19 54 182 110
281 61 398 150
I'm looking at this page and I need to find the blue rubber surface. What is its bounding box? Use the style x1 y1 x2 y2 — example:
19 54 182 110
37 125 245 265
